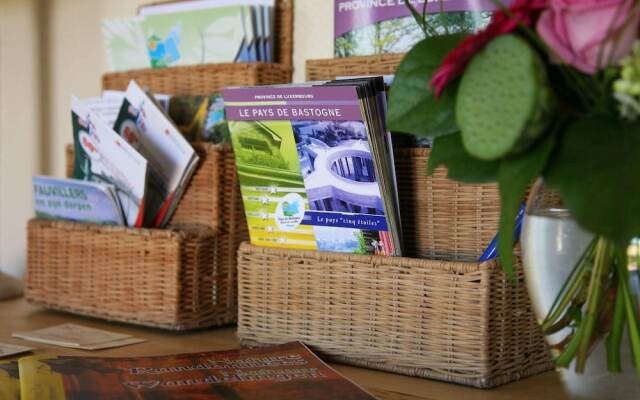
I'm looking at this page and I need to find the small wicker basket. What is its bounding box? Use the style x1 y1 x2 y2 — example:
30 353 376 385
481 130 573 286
103 0 294 93
27 220 229 330
27 143 247 329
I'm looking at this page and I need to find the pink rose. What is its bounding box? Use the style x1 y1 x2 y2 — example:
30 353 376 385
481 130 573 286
537 0 640 74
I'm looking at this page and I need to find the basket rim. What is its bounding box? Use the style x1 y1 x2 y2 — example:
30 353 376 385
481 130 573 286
238 242 498 273
103 61 293 78
28 219 218 240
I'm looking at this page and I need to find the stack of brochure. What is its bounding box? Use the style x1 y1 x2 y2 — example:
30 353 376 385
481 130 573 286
33 80 199 228
103 0 276 71
224 77 403 256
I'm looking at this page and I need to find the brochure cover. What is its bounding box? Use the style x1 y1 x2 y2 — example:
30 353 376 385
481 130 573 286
140 3 253 67
18 342 376 400
33 176 125 225
334 0 506 57
71 96 148 227
224 84 398 255
114 81 199 228
102 17 151 72
0 361 19 400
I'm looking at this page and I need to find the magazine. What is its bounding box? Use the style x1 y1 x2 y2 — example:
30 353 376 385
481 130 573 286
224 78 402 256
17 342 377 400
113 81 199 228
71 96 148 227
334 0 505 57
0 361 19 400
33 176 125 225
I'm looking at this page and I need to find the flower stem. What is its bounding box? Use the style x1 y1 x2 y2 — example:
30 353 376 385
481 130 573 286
606 277 625 373
575 238 612 373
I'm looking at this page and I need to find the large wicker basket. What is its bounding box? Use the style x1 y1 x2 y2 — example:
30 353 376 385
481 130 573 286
103 0 294 93
238 244 552 389
237 140 552 385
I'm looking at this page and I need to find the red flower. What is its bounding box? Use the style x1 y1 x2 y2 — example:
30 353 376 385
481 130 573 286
431 0 547 97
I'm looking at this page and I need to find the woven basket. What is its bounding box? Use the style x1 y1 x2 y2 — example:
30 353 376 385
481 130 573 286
26 220 233 330
395 148 500 260
103 0 294 94
34 143 248 329
237 244 552 389
306 53 405 81
237 146 552 388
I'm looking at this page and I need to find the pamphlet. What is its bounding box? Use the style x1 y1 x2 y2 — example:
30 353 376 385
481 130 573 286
17 342 377 400
0 361 19 400
102 16 151 72
334 0 504 57
71 96 148 227
0 344 32 359
224 79 402 255
168 93 228 142
114 81 199 227
33 176 125 225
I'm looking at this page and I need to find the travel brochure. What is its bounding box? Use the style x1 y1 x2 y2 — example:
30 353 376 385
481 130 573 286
5 342 375 400
71 95 149 227
33 176 124 225
103 0 276 71
334 0 503 57
34 80 204 228
113 81 199 227
224 77 402 256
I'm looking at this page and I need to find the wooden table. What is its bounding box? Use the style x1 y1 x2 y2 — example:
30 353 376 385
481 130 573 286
0 297 568 400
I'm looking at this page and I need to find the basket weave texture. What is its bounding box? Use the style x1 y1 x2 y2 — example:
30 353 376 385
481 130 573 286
27 220 231 330
28 143 247 329
306 53 405 81
102 0 294 94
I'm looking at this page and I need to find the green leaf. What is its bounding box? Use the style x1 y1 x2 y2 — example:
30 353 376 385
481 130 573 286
498 132 556 280
544 117 640 243
427 133 499 183
387 34 464 137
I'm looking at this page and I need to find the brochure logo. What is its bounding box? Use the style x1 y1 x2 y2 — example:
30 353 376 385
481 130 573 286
79 131 101 161
274 193 305 231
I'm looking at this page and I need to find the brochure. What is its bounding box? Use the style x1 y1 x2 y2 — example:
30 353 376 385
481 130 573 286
334 0 505 57
113 81 199 227
85 90 170 128
102 16 151 72
168 93 228 142
0 361 19 400
17 342 376 400
71 96 148 227
33 176 125 225
224 79 402 256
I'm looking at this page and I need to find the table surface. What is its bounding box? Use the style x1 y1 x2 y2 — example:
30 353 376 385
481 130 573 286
0 297 569 400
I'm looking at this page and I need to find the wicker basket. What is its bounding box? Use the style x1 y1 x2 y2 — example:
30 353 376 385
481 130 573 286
29 144 245 329
237 145 552 388
26 220 232 330
237 244 552 389
103 0 294 94
306 53 405 81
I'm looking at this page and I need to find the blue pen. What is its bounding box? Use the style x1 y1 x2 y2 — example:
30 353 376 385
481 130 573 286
478 203 526 262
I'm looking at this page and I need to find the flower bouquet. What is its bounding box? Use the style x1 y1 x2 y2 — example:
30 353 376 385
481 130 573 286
388 0 640 394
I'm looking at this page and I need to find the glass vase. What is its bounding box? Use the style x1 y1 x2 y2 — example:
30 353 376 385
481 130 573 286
521 180 640 399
